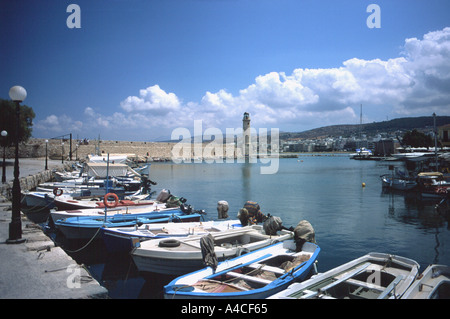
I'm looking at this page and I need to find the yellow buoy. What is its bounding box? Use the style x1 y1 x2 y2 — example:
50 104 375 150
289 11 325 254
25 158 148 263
362 182 366 187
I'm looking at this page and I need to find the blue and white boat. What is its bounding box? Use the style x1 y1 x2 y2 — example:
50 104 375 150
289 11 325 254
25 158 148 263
54 209 203 240
49 202 170 224
101 219 242 254
22 188 93 209
163 239 320 299
132 225 295 276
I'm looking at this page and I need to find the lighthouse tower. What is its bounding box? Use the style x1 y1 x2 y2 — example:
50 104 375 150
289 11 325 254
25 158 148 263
243 112 251 158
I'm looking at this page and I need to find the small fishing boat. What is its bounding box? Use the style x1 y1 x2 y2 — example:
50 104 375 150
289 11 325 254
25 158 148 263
22 186 101 209
22 191 69 209
54 209 203 240
131 225 294 276
380 175 417 191
49 202 172 223
401 264 450 299
417 172 450 200
101 219 242 254
350 148 374 160
53 170 83 182
163 240 320 299
268 252 419 299
53 195 157 211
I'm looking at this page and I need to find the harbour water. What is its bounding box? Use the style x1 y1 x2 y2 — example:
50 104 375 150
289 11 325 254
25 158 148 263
40 154 450 298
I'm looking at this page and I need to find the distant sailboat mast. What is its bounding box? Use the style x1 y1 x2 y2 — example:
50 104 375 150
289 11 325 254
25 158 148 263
360 104 362 141
358 104 362 149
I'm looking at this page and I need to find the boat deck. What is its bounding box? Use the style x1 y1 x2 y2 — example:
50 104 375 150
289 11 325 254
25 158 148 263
286 257 418 299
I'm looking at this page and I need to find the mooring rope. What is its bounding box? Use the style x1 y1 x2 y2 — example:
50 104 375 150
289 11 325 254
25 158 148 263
62 226 103 253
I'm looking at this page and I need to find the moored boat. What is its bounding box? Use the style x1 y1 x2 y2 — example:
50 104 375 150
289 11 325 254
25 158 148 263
22 187 100 209
53 195 157 211
131 225 294 276
54 208 203 240
101 219 242 254
268 252 419 299
380 175 417 191
49 202 173 223
417 172 450 200
401 264 450 299
163 240 320 299
350 148 374 160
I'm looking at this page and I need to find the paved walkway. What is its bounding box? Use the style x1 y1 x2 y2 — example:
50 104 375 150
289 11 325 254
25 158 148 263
1 158 68 184
0 159 108 299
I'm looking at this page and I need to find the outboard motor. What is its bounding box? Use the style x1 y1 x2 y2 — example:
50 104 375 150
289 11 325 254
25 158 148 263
156 189 171 202
293 220 316 252
263 215 283 235
200 234 218 272
217 200 229 219
237 208 249 226
180 203 193 214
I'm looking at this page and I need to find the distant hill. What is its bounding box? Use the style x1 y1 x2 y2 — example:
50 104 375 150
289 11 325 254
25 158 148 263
280 116 450 140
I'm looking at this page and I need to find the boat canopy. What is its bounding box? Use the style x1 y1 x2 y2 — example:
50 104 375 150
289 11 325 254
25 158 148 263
83 163 130 178
87 154 130 163
417 172 443 177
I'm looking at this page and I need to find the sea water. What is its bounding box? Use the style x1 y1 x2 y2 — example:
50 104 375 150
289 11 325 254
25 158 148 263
69 155 450 298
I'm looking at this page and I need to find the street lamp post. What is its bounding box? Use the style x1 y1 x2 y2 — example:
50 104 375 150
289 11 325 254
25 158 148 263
45 139 48 170
7 85 27 244
1 130 7 183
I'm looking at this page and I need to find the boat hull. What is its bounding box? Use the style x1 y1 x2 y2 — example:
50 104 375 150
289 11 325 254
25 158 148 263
163 241 320 299
22 192 56 208
54 212 201 240
53 197 157 211
268 252 419 299
101 220 242 254
50 203 171 223
380 175 417 191
131 227 294 275
402 265 450 299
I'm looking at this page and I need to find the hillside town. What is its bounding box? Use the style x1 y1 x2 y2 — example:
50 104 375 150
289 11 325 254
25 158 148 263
281 123 450 156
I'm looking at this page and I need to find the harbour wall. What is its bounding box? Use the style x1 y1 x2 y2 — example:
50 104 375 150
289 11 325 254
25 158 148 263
3 138 285 163
3 138 176 162
0 159 73 201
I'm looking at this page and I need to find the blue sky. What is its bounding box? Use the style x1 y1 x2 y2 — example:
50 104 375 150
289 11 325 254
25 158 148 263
1 0 450 141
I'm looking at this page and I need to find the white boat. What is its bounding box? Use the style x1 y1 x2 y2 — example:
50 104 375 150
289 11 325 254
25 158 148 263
49 202 174 224
392 152 435 162
131 225 294 275
380 175 417 191
53 170 83 182
350 148 374 160
53 195 156 211
22 188 92 209
268 252 419 299
101 219 242 254
163 240 320 299
39 163 142 194
417 172 450 199
54 209 203 240
401 264 450 299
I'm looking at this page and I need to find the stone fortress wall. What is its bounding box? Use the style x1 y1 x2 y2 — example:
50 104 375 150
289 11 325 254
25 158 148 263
4 137 281 162
5 138 176 162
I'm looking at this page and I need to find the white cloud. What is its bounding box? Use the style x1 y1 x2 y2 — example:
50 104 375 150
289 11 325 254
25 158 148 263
120 85 181 115
398 27 450 113
34 27 450 140
34 114 83 133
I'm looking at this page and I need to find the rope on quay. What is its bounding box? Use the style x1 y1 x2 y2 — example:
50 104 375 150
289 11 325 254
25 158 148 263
20 195 56 213
62 226 103 253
